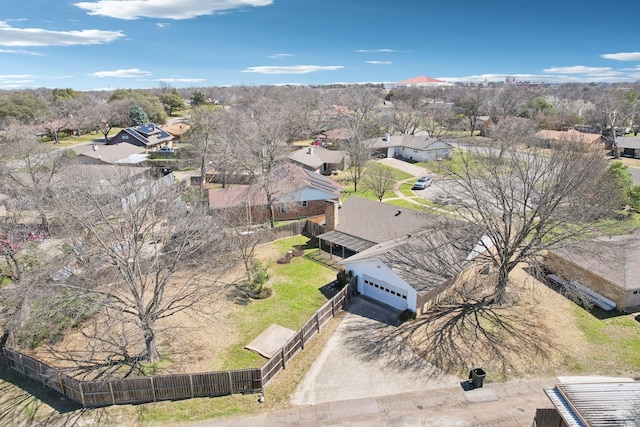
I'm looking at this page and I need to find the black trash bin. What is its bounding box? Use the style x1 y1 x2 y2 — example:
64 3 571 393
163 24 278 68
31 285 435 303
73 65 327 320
469 368 486 388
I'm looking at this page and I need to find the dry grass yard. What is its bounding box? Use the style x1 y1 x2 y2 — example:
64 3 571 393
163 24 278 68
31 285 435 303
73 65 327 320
1 254 639 425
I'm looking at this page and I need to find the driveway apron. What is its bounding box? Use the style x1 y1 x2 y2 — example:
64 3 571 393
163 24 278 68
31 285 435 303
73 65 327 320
291 297 460 405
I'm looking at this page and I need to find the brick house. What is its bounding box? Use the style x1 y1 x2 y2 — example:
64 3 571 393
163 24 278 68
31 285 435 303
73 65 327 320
208 164 342 224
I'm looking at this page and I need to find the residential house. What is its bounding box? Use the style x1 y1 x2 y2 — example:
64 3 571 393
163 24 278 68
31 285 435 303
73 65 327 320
287 146 347 175
314 127 353 147
108 123 173 151
316 196 450 258
365 134 453 161
616 136 640 158
208 164 342 224
535 129 606 146
315 196 490 313
72 142 147 165
545 234 640 312
339 224 486 314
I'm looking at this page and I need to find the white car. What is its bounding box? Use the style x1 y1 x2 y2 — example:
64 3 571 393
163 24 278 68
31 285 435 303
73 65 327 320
412 176 432 190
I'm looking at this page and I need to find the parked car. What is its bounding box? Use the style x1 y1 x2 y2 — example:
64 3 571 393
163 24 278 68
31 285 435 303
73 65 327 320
434 193 464 206
412 176 432 190
158 146 174 153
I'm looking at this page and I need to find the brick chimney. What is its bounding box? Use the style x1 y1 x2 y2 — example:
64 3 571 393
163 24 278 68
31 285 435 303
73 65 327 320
325 200 339 231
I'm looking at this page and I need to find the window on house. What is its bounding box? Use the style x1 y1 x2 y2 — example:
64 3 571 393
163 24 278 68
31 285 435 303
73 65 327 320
280 203 287 213
301 200 308 207
122 135 129 140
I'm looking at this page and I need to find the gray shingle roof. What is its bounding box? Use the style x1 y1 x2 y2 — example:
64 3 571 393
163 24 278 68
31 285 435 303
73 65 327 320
325 196 443 244
366 134 448 151
342 224 484 295
549 234 640 291
287 146 346 170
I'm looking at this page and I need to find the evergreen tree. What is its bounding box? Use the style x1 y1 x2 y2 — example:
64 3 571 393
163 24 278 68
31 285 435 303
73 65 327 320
129 104 149 126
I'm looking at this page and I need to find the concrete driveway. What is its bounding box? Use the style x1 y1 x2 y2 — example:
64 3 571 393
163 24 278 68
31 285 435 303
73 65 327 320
291 298 460 406
377 158 429 177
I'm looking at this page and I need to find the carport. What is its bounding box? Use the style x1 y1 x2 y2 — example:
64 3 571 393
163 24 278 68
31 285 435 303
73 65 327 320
316 229 374 259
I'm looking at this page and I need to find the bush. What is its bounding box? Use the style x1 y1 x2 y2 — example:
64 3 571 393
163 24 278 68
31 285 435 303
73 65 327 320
336 269 353 290
234 259 272 300
399 309 417 323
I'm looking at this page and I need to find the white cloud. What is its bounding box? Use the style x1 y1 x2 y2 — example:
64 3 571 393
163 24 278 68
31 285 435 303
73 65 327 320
242 65 343 74
155 77 206 83
356 49 397 53
0 21 124 47
0 74 37 79
75 0 274 20
269 53 294 59
0 48 43 55
156 22 169 28
91 68 152 78
543 66 613 74
601 52 640 61
365 61 391 65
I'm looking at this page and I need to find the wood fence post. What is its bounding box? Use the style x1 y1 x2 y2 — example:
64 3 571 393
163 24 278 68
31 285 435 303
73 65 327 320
281 348 286 369
189 374 194 398
19 354 25 375
59 376 66 399
331 298 336 317
108 381 116 405
316 312 320 333
79 381 86 407
228 371 234 395
150 377 156 402
300 330 305 350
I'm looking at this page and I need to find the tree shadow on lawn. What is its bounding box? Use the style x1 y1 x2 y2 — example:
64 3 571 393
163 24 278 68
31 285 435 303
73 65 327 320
341 280 557 380
0 367 107 426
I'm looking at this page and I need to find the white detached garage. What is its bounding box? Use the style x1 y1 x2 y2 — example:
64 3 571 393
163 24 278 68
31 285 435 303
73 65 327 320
340 226 488 315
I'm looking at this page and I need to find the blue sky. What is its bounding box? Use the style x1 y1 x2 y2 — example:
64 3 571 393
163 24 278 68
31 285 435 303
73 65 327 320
2 0 640 91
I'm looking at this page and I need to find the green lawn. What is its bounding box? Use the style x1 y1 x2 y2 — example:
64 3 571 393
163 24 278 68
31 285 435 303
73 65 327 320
220 236 336 370
399 182 416 197
55 129 122 146
569 305 640 374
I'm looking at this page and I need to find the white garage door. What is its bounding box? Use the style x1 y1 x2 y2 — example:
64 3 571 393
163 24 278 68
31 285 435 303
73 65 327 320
361 275 408 311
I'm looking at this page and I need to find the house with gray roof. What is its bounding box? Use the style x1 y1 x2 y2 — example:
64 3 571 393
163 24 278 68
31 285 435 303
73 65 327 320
365 134 452 162
616 136 640 158
287 146 346 175
314 196 489 313
545 233 640 312
72 142 148 165
208 163 342 224
316 196 444 257
108 123 173 151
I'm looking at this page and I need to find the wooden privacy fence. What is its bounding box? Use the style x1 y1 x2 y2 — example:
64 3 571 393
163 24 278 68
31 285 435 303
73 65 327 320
1 279 357 407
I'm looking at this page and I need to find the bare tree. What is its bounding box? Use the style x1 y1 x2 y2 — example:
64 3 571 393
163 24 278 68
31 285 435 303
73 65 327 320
0 122 65 233
342 130 372 192
384 88 429 135
445 140 616 305
362 162 395 201
454 88 485 136
186 106 221 196
90 99 128 142
52 168 232 366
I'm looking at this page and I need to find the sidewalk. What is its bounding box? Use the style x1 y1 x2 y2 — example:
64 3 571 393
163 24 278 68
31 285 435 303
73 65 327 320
201 377 555 426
